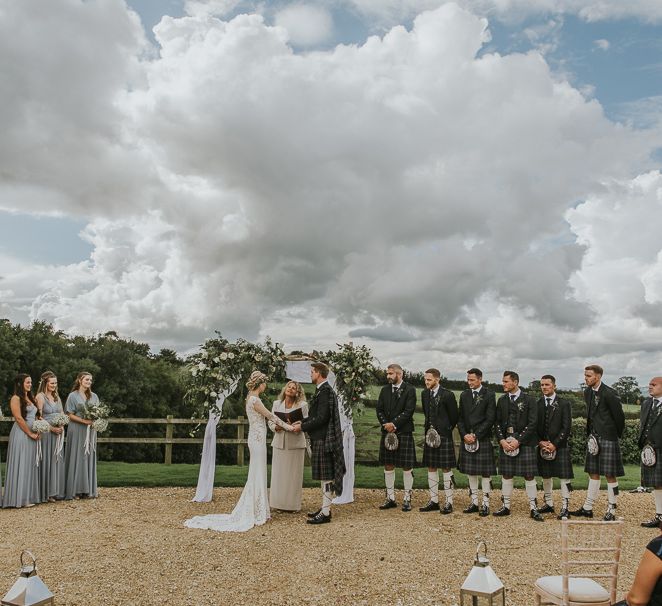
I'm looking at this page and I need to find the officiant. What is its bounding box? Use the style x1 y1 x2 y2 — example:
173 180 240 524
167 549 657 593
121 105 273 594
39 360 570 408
268 381 309 512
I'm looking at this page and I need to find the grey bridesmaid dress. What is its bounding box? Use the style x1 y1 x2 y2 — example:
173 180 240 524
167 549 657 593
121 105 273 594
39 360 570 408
40 397 66 500
64 391 99 499
2 403 40 508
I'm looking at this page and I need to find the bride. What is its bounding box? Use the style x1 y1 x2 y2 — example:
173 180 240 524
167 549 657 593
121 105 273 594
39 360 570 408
185 371 294 532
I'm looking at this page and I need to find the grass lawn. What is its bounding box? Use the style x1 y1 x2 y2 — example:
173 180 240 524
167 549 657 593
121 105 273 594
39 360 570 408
88 461 644 490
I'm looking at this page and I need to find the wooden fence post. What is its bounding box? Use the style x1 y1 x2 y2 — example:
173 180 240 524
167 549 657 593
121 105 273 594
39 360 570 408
164 414 173 465
237 416 245 466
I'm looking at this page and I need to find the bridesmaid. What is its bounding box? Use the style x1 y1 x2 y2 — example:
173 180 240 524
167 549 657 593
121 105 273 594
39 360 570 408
2 374 40 508
35 371 66 502
64 371 98 500
268 381 308 512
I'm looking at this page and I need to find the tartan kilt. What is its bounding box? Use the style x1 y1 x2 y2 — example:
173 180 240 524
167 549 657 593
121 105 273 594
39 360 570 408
310 440 334 481
422 437 456 469
458 441 496 476
584 437 625 477
498 445 539 478
379 432 417 469
641 448 662 487
537 446 574 479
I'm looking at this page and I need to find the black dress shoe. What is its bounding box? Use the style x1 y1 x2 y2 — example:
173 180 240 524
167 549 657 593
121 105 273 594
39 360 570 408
307 509 331 519
419 500 440 512
603 511 616 522
493 506 510 517
463 503 479 514
538 504 555 514
479 505 490 517
306 511 331 525
557 507 570 520
402 500 412 512
440 503 453 515
379 499 397 510
641 515 662 528
569 506 594 518
530 509 545 522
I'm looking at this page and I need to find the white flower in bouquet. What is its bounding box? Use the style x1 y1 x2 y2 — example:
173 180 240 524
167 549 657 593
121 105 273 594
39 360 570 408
227 352 235 359
51 413 69 427
92 418 109 433
32 419 51 434
219 352 228 361
198 361 207 371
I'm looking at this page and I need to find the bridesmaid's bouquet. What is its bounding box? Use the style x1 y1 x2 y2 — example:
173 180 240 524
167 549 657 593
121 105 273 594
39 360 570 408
31 419 52 434
51 413 69 428
81 401 112 434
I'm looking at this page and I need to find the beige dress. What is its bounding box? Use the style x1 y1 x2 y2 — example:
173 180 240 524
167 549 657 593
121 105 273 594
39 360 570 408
269 399 308 511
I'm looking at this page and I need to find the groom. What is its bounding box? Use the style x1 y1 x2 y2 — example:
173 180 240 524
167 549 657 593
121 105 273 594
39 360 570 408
293 362 345 525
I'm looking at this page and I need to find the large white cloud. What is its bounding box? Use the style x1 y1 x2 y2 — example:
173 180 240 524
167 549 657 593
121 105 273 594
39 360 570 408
1 0 660 386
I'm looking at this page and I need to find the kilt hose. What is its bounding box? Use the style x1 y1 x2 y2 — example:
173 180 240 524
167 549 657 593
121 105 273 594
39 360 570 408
641 447 662 487
584 437 625 477
537 446 574 479
498 444 538 478
458 441 497 477
379 432 417 468
310 439 334 481
422 437 456 469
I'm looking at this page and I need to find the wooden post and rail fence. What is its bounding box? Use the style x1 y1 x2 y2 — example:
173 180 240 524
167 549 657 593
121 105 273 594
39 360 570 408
0 416 464 465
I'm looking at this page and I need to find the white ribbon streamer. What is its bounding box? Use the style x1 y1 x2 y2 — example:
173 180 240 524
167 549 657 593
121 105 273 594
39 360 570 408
84 424 97 455
54 432 65 461
35 439 42 467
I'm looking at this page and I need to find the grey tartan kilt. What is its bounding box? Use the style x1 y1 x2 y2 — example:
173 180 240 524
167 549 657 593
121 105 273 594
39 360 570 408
310 440 334 481
422 437 456 469
498 445 539 477
584 437 624 477
379 432 417 469
458 441 496 476
537 446 574 479
641 448 662 487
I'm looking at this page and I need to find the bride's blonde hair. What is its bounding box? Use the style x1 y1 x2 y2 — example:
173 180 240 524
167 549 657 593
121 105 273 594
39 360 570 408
246 370 268 391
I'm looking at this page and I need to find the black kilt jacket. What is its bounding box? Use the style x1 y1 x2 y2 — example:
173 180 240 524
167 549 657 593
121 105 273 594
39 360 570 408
301 381 333 440
376 382 417 434
639 396 662 449
457 386 496 441
495 391 539 447
422 387 458 438
536 395 572 449
584 383 624 440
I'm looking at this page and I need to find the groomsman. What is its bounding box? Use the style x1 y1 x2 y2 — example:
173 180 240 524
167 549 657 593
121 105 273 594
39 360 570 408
494 371 543 521
639 377 662 528
296 362 345 525
419 369 458 514
457 368 496 517
570 365 625 521
536 375 574 519
376 364 417 511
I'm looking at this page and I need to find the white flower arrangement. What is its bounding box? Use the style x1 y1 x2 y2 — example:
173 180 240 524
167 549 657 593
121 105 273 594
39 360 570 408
51 413 70 427
92 418 109 433
324 342 375 417
32 419 52 434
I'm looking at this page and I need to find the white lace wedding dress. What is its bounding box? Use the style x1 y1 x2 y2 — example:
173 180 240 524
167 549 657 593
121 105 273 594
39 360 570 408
185 395 280 533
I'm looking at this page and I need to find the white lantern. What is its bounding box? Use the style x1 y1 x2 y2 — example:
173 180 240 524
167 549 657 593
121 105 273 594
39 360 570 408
2 551 55 606
460 541 506 606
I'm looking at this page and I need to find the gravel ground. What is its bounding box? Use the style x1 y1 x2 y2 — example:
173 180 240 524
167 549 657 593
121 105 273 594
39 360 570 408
0 487 657 605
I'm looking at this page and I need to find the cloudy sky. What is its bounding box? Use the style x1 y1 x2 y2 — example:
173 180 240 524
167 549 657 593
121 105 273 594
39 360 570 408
1 0 661 388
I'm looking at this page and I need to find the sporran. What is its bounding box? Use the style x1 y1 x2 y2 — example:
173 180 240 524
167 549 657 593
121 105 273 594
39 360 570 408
425 427 441 449
587 434 600 456
503 436 519 457
642 444 657 467
464 438 480 453
384 432 399 451
540 447 557 461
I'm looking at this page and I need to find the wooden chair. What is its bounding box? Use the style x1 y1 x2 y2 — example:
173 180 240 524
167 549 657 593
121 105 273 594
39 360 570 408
534 519 624 606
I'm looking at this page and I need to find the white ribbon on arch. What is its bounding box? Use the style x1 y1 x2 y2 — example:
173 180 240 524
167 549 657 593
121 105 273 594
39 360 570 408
192 379 239 503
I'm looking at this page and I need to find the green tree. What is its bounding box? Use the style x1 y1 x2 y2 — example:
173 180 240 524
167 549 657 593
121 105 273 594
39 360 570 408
612 376 641 406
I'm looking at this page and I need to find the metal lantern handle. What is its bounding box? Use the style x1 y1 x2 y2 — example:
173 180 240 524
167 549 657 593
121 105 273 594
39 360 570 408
475 541 488 559
20 550 37 570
